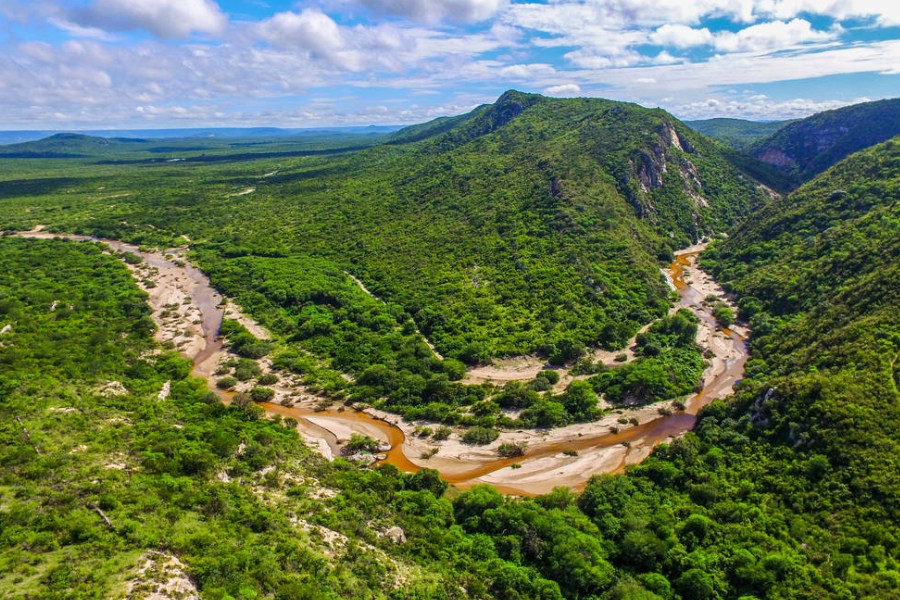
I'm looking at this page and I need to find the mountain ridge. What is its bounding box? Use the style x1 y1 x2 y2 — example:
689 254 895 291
749 97 900 186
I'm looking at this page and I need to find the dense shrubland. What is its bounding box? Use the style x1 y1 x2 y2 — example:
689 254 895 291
1 100 897 599
0 92 763 373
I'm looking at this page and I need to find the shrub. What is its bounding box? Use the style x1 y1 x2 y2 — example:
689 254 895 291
713 303 734 328
539 369 560 384
498 441 527 457
344 434 381 453
432 426 452 441
250 387 275 402
258 373 278 385
234 358 262 381
461 427 499 446
216 376 238 390
443 358 467 381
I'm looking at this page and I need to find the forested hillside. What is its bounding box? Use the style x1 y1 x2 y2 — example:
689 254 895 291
696 138 900 596
684 118 790 149
3 138 897 598
749 98 900 186
0 91 764 368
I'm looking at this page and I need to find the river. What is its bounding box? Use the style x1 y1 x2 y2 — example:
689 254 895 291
15 230 747 495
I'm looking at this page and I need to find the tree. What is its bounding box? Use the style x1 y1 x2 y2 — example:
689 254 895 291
561 380 599 421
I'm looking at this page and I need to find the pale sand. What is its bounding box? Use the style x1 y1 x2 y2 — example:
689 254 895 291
13 229 746 495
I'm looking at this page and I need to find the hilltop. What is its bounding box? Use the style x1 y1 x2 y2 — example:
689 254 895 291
7 90 764 367
749 97 900 186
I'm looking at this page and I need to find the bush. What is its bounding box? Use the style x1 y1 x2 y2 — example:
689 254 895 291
461 427 499 446
250 387 275 402
498 441 527 457
432 426 452 441
713 303 734 328
443 358 467 381
216 376 238 390
258 373 278 385
234 358 263 381
344 433 381 453
539 370 560 384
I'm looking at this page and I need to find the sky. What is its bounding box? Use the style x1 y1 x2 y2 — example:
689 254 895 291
0 0 898 129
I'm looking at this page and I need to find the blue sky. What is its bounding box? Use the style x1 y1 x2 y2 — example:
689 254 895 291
0 0 898 129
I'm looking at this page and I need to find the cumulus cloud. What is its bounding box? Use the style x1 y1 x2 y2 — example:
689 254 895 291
354 0 509 23
67 0 227 39
673 94 872 120
256 9 352 65
650 24 715 48
255 8 511 73
545 83 582 95
713 18 834 52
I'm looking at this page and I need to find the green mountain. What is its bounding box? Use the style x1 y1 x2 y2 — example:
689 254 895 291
694 137 900 596
684 117 792 149
1 97 899 599
749 98 900 185
0 133 145 158
1 91 765 370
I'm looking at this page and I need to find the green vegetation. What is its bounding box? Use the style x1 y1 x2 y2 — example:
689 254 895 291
590 310 705 405
2 97 898 600
0 92 763 373
749 98 900 186
0 91 768 436
498 441 527 458
461 426 499 446
0 237 651 599
712 303 734 328
685 118 792 149
219 319 273 359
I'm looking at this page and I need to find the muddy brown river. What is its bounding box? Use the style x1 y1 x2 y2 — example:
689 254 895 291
16 230 747 495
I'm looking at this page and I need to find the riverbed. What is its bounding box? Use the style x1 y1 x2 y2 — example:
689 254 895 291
15 229 747 495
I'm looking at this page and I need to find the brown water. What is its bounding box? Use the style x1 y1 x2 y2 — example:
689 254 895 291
18 231 747 494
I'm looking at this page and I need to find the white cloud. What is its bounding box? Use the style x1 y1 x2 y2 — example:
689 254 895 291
756 0 900 26
673 94 872 119
255 9 511 73
505 0 756 33
649 19 833 52
545 83 582 95
713 18 834 52
578 39 900 96
354 0 508 23
650 25 715 48
257 9 350 64
48 18 119 41
68 0 227 39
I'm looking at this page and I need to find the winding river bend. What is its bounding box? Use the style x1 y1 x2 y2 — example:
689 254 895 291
16 230 747 495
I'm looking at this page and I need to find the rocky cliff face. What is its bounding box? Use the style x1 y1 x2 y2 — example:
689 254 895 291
627 120 711 222
749 97 900 186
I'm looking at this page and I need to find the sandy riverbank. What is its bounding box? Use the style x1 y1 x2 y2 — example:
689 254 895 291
13 229 748 496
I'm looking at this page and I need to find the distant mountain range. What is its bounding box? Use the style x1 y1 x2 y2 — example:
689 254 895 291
683 117 793 149
747 98 900 185
0 125 400 146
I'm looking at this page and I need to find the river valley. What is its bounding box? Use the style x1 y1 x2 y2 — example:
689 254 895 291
15 229 748 495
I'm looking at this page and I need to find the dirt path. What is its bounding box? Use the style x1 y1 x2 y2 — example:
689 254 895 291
14 229 748 496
